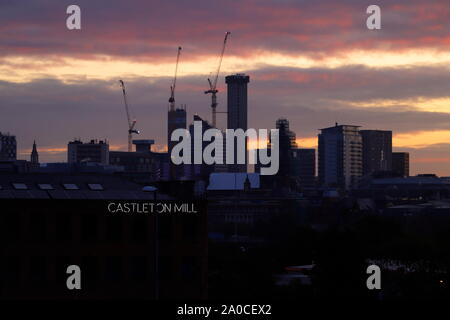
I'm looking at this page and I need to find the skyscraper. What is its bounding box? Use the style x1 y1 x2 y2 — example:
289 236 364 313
226 74 249 172
0 132 17 161
226 74 249 131
318 124 362 190
273 118 297 176
167 105 186 179
360 130 392 175
392 152 410 177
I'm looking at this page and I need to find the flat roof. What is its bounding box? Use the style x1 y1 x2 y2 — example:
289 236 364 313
132 139 155 144
319 124 361 131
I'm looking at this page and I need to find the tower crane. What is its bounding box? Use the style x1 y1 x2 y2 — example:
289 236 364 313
119 79 140 152
205 31 231 127
169 46 182 111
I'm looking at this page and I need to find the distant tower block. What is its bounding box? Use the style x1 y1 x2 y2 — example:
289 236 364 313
226 74 250 173
67 139 109 165
226 74 249 131
0 132 17 161
318 124 363 190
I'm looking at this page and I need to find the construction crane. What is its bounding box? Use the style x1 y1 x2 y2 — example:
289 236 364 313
169 46 182 111
119 79 140 152
205 31 231 127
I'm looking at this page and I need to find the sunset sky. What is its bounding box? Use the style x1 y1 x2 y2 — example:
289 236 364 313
1 0 450 175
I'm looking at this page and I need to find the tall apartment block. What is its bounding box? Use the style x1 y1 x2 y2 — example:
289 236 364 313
0 132 17 161
360 130 392 175
67 139 109 165
318 124 362 190
226 74 249 172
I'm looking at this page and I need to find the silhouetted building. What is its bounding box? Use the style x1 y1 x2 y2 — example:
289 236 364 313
207 173 273 227
110 140 154 173
133 139 155 153
292 148 316 187
256 118 298 177
167 106 186 179
358 174 449 201
152 152 170 181
0 173 207 299
109 140 161 183
213 134 228 174
0 160 31 173
188 115 215 181
255 119 309 182
254 148 268 176
226 74 249 132
273 118 297 176
392 152 410 177
30 140 39 169
318 124 362 190
207 173 301 241
226 74 250 172
0 132 17 161
68 139 109 165
361 130 392 175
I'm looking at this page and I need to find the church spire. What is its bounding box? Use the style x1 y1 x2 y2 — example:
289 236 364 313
31 140 39 166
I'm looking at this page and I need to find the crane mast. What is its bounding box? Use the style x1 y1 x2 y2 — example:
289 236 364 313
119 80 139 152
205 31 230 127
169 46 182 111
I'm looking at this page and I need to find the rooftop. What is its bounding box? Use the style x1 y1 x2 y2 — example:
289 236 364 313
0 172 169 200
319 123 361 131
132 139 155 145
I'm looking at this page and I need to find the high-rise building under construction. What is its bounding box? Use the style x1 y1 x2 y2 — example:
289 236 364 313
167 106 186 179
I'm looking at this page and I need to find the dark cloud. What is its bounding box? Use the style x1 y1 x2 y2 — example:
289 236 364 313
1 0 449 59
